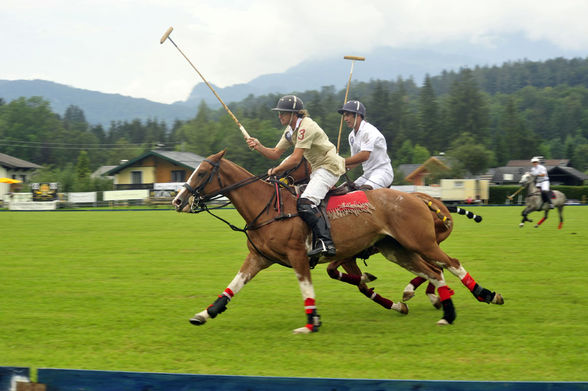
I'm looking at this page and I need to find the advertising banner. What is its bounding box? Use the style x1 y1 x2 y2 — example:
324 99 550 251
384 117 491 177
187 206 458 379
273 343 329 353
103 189 149 201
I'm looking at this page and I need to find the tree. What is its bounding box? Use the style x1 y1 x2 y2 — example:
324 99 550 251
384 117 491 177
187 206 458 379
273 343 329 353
417 75 442 152
447 133 495 175
499 96 538 161
63 105 88 131
412 144 430 164
76 150 91 180
446 68 490 143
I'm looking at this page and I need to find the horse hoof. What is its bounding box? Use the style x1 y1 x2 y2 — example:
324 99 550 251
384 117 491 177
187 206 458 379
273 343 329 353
393 302 409 314
492 293 504 305
534 225 539 228
189 315 207 326
292 326 313 334
436 319 451 326
402 284 415 301
402 290 415 301
428 294 442 309
362 272 377 283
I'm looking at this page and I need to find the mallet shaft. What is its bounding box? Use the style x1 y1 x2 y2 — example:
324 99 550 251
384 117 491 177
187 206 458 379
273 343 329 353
160 27 251 140
507 186 524 200
336 55 364 153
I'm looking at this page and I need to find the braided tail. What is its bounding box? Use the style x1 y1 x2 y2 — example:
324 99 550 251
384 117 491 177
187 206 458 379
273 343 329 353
423 200 452 229
447 206 483 223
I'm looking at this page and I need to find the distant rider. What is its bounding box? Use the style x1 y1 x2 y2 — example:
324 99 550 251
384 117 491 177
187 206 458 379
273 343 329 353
530 157 553 209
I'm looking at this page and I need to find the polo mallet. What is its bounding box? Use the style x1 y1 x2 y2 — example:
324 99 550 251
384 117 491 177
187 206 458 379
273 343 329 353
336 55 365 153
160 27 250 140
507 186 524 200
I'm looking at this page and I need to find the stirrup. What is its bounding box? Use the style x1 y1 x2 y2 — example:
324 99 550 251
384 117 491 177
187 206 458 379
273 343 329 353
308 239 336 257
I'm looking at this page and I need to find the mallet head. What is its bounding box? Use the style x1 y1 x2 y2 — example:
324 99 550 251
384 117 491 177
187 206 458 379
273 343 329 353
160 26 174 44
344 55 365 61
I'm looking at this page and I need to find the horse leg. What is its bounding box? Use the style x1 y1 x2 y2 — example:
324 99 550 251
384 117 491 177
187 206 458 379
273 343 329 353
402 276 426 301
327 259 404 313
189 253 268 326
326 258 377 287
406 238 505 307
535 210 548 228
520 209 533 227
558 205 564 229
376 238 455 325
425 281 442 309
403 277 441 309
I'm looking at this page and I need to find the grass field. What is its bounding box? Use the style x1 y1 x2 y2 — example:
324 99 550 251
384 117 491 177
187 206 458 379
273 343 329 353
1 206 586 381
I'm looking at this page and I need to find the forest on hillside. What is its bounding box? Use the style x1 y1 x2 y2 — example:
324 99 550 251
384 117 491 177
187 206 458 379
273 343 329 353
1 57 588 191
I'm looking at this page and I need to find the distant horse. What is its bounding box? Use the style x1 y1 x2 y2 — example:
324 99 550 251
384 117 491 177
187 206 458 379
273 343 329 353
518 172 566 229
172 151 503 333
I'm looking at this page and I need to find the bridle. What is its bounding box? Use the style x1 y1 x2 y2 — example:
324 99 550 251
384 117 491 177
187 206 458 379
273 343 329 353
179 157 301 265
181 158 264 213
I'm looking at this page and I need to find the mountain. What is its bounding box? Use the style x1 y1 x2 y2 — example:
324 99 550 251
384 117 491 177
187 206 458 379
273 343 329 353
185 33 587 107
0 79 197 127
2 34 586 127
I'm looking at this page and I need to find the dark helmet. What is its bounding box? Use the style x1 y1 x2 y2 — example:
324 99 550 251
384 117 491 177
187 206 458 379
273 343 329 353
272 95 304 112
337 100 366 118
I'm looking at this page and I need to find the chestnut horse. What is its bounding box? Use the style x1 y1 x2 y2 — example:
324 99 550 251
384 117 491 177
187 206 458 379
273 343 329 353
326 195 485 310
172 151 503 333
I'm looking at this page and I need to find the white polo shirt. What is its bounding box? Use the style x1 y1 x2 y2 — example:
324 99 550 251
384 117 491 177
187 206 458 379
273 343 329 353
530 164 549 185
348 120 393 178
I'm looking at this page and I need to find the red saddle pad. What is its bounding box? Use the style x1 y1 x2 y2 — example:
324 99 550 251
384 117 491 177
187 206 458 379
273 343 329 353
326 191 370 214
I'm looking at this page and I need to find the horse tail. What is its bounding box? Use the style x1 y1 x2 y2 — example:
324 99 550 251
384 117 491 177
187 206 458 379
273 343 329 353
423 200 451 227
418 196 452 230
446 206 483 223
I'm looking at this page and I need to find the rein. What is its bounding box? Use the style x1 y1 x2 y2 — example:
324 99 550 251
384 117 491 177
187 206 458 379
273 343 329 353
182 158 299 265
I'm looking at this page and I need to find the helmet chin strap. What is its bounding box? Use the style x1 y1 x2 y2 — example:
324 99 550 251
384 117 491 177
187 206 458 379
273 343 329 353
354 113 360 131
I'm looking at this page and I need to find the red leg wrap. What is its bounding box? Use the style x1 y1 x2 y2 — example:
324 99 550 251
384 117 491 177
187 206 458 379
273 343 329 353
339 273 361 285
222 288 234 299
461 273 477 291
537 217 546 225
304 298 316 314
364 288 393 309
425 282 436 294
410 276 427 287
438 285 455 301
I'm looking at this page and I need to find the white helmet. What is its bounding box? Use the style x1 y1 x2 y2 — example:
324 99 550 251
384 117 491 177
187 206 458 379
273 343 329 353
530 157 540 163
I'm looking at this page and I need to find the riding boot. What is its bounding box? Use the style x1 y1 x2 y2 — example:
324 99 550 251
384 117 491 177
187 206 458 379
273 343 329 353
541 191 554 209
297 198 336 257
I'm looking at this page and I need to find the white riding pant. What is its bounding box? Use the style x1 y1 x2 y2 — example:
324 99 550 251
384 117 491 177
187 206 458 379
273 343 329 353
536 181 550 192
355 169 394 189
301 168 340 206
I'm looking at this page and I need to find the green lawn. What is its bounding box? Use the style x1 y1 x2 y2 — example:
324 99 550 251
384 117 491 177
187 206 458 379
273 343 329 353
0 206 586 381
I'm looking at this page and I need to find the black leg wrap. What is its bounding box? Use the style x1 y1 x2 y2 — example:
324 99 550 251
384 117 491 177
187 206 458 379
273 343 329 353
207 295 230 318
441 299 457 324
472 284 494 304
307 310 322 332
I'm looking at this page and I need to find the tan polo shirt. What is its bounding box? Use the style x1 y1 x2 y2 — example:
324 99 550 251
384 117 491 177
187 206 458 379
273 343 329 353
276 117 345 176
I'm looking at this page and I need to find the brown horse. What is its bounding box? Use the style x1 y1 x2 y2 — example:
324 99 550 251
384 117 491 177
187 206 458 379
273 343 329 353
326 192 454 309
172 151 503 333
327 194 484 310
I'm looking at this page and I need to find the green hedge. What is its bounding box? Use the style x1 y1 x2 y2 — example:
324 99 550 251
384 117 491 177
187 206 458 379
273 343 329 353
489 185 588 204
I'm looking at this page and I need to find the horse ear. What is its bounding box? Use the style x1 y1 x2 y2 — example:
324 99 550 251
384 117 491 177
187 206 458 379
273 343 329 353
209 150 226 161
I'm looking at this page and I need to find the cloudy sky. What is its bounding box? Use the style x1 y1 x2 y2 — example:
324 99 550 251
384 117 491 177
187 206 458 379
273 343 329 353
3 0 588 104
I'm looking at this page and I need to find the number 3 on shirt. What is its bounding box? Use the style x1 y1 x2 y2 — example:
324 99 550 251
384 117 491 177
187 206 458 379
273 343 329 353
297 129 306 140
